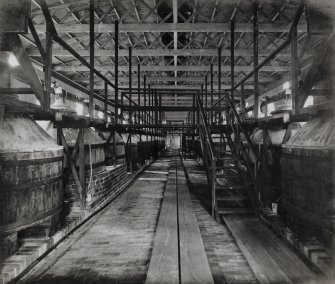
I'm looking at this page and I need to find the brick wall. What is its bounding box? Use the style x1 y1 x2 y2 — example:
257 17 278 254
65 163 131 212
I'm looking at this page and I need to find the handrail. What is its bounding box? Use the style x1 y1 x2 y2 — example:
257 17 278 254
224 92 260 163
195 92 215 159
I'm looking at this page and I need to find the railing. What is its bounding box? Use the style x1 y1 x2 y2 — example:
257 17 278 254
195 92 217 217
224 92 260 215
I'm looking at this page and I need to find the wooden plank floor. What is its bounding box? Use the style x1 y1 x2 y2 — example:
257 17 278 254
146 164 179 284
177 160 214 284
146 151 214 284
183 159 258 284
223 214 320 284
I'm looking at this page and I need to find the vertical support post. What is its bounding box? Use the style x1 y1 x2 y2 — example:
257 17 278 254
129 46 132 125
192 94 195 126
144 75 146 125
205 74 208 112
138 63 141 124
155 90 158 125
120 93 124 123
114 20 119 125
218 46 222 124
230 20 235 139
104 81 108 122
210 63 213 125
89 0 94 119
241 82 245 122
148 84 151 125
159 93 162 124
291 22 299 114
253 2 259 119
44 20 52 111
78 128 85 209
201 83 204 107
128 47 133 172
231 20 235 103
144 75 147 158
196 91 200 126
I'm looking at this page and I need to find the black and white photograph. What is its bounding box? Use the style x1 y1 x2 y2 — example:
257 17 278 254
0 0 334 283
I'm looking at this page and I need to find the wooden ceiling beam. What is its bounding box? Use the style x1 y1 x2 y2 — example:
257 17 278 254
54 65 290 72
96 84 255 90
24 48 295 57
73 75 273 83
31 22 308 33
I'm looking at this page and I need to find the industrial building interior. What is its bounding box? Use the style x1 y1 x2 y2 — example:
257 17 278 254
0 0 334 283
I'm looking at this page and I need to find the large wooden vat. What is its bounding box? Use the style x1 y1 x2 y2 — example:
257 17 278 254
0 116 64 235
47 125 106 175
98 131 125 165
281 113 335 250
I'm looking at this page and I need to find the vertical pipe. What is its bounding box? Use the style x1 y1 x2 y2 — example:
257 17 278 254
291 23 299 114
253 2 259 119
114 20 119 125
89 0 94 119
201 83 204 107
138 64 141 124
210 64 213 125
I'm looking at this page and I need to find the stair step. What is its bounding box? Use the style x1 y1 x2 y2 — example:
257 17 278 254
217 208 254 215
217 156 236 160
215 165 237 170
216 195 249 202
216 174 239 178
216 184 245 190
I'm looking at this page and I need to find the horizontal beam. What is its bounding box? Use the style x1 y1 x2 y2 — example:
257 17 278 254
98 84 255 90
74 75 273 84
24 48 295 58
32 23 308 33
121 106 227 112
54 65 290 73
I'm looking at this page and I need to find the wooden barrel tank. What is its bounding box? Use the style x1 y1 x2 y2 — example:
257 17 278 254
47 125 106 175
0 116 64 236
281 113 335 250
98 131 125 165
